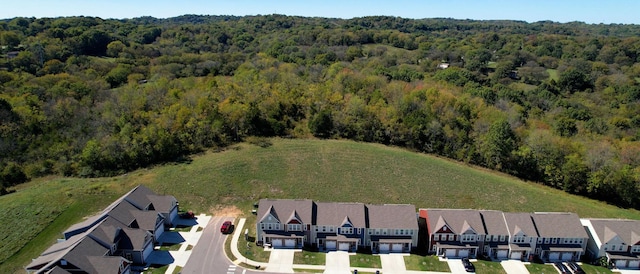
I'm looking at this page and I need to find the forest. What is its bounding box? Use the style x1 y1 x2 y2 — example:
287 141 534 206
1 15 640 208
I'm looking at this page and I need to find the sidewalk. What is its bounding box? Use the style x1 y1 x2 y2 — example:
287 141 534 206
165 214 211 274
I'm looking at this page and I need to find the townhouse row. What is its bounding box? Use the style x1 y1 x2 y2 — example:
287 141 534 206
26 185 179 274
257 199 640 269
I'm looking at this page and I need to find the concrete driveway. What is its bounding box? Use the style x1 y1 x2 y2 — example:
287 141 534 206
324 251 351 274
501 260 530 274
380 253 407 273
447 259 468 273
265 249 296 273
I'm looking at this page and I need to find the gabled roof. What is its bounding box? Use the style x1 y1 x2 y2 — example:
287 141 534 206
107 201 162 231
531 212 588 238
341 216 353 227
257 199 314 224
367 204 418 230
90 217 152 251
586 219 640 246
424 209 485 235
503 212 538 237
461 220 476 234
316 202 366 228
287 210 302 224
259 205 280 223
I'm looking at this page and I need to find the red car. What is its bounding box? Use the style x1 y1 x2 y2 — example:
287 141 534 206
220 221 232 234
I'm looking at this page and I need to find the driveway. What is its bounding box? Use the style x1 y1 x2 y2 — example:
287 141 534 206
265 249 296 273
324 251 351 274
380 253 407 273
447 259 468 273
501 260 530 274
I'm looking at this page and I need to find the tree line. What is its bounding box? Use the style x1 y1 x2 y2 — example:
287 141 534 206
1 15 640 208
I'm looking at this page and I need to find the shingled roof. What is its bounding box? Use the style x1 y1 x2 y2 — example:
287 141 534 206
424 209 486 235
587 219 640 246
258 199 314 224
531 212 588 238
316 202 366 227
367 204 418 229
503 212 538 237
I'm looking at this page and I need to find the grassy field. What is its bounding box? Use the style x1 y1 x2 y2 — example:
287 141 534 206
349 253 381 268
2 138 640 273
404 254 450 271
525 263 558 274
474 260 507 274
293 251 326 265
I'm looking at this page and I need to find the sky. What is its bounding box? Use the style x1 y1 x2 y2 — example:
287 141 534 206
1 0 639 25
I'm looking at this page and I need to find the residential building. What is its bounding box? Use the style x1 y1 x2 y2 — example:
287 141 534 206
582 218 640 269
26 185 177 273
256 199 419 253
503 212 538 261
421 209 486 258
366 204 418 253
420 209 588 261
531 212 588 262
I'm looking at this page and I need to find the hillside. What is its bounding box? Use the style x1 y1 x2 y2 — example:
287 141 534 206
1 138 639 273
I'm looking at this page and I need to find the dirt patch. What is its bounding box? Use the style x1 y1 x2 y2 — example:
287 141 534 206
210 205 242 217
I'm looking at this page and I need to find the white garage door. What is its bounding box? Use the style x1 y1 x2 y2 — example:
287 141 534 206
628 260 640 268
339 242 351 251
272 239 283 247
616 260 627 268
458 249 470 258
497 250 508 259
326 240 336 250
285 239 296 248
548 252 560 261
392 243 404 252
510 251 522 260
561 253 573 261
379 243 390 252
446 249 456 257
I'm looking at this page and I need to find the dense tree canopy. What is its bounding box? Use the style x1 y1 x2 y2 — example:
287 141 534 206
1 15 640 208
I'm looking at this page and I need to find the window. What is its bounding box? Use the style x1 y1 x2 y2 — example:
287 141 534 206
434 234 440 241
612 245 616 251
552 238 557 244
499 235 505 242
288 224 301 231
322 226 326 232
486 235 492 242
544 238 550 244
340 227 353 234
537 238 543 244
448 235 454 241
619 245 624 251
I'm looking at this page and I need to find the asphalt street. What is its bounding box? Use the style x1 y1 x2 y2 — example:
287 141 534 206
181 216 265 274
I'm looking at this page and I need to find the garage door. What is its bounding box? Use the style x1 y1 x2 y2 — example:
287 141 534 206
628 260 640 268
446 249 456 257
272 239 283 247
458 249 470 258
285 239 296 248
339 242 351 251
616 260 627 268
510 251 522 260
379 243 390 252
326 241 336 250
392 243 404 252
497 250 508 259
561 253 573 261
548 252 560 261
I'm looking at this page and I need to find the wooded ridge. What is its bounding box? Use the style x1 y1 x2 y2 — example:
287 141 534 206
1 15 640 208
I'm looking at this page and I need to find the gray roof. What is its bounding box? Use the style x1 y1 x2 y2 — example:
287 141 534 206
126 185 177 213
480 210 509 235
90 217 152 250
367 204 418 229
258 199 314 224
108 200 162 231
531 212 588 238
316 202 366 228
44 266 72 274
424 209 486 235
587 219 640 245
503 212 538 237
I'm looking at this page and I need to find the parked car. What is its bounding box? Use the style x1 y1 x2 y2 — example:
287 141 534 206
462 258 475 272
554 262 569 274
220 221 233 234
567 262 585 274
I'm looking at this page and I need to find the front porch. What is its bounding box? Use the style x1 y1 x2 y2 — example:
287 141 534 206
435 242 479 258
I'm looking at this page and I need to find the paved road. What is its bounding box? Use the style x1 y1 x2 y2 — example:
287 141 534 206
181 216 265 274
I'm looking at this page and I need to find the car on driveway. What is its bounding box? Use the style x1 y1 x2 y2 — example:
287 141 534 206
220 221 233 234
462 258 475 272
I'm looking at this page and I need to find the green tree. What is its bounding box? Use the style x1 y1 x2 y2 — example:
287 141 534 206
477 119 517 171
309 110 333 138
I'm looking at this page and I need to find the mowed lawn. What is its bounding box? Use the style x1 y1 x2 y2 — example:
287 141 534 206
2 138 640 273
